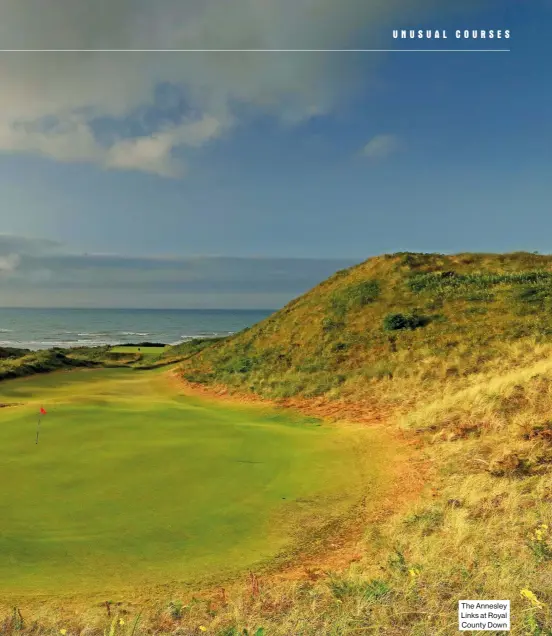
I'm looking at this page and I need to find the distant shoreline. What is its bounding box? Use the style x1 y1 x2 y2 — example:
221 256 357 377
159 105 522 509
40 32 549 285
0 307 271 351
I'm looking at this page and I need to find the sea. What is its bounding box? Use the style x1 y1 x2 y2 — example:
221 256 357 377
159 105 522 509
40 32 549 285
0 308 274 350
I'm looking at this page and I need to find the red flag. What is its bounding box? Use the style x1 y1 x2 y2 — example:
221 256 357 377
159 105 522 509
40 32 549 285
40 407 47 415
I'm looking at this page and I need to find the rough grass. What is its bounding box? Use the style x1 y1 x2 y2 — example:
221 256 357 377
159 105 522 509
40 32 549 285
7 252 552 634
0 368 388 604
0 349 97 382
0 346 31 360
144 250 552 634
161 337 227 360
177 251 552 405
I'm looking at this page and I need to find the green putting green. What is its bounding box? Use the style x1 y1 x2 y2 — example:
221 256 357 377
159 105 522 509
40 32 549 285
0 368 389 598
110 345 166 355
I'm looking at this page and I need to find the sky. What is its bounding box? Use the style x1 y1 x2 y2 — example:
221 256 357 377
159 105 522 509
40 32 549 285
0 0 549 308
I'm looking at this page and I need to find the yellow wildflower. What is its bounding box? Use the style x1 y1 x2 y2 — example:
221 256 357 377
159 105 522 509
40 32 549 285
60 630 67 636
119 618 125 626
199 627 208 633
521 589 543 607
408 568 420 578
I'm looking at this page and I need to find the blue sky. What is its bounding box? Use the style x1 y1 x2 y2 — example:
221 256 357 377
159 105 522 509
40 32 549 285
0 0 548 308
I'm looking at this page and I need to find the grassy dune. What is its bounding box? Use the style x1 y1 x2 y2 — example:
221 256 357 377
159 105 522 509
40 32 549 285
0 368 387 603
164 252 552 635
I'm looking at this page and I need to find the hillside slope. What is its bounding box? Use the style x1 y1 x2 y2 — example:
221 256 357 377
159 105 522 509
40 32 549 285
180 251 552 404
0 348 98 382
172 252 552 633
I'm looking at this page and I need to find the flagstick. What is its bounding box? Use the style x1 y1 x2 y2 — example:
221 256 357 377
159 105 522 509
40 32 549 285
35 416 41 444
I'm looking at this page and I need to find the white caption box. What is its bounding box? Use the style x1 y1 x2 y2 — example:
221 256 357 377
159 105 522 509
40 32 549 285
458 600 510 631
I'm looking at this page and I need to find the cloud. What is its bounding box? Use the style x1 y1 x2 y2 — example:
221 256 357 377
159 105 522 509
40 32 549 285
104 115 226 177
0 234 62 275
361 134 403 159
0 254 20 273
0 233 355 307
0 0 447 176
0 109 228 178
0 234 61 253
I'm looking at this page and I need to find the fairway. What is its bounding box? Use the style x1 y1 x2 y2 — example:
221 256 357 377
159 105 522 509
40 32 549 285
110 345 166 355
0 368 389 599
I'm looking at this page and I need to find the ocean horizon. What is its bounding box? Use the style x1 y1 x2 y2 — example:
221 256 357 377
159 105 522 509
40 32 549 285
0 307 274 350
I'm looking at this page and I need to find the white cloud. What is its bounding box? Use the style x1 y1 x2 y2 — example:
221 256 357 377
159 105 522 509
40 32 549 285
0 106 228 177
0 117 101 163
0 254 20 273
0 235 63 276
0 0 456 176
105 115 226 177
361 133 403 159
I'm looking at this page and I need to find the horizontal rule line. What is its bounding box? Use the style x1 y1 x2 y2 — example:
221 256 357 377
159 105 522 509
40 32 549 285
0 48 511 53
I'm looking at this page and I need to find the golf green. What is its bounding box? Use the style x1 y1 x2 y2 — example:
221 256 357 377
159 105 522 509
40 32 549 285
0 368 389 598
110 345 166 355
